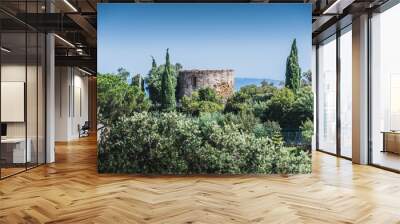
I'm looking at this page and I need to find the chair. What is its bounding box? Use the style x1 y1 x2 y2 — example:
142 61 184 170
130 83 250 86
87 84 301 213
79 121 90 138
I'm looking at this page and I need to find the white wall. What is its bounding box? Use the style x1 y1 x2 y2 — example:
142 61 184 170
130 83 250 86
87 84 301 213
1 63 46 164
71 72 89 138
55 67 70 141
55 67 89 141
1 65 26 141
1 64 38 137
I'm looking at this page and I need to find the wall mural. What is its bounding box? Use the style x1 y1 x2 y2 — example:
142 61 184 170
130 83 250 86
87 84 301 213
97 4 313 174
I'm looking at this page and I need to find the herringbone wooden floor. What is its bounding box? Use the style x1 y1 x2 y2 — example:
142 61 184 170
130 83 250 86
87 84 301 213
1 136 400 224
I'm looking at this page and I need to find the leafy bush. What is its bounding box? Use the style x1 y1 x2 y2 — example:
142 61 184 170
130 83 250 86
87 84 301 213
252 101 268 120
98 112 311 174
276 148 312 174
198 112 226 127
300 119 314 145
181 88 224 116
198 87 219 102
263 88 295 129
224 84 276 115
291 86 314 128
223 111 260 133
263 87 313 130
253 121 282 139
97 73 150 125
224 84 313 133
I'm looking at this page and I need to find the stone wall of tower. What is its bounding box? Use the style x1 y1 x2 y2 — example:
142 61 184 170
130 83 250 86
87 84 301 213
178 69 234 100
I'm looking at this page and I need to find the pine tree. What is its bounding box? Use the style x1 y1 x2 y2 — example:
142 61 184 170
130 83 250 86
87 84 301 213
285 39 301 92
161 48 176 111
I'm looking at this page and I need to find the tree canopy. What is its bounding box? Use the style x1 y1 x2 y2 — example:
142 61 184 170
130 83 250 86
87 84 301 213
97 72 150 125
145 54 178 108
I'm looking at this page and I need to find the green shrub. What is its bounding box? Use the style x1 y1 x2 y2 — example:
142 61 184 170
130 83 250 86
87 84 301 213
97 73 150 126
198 87 219 102
276 148 312 174
264 88 295 129
291 86 314 128
224 85 313 132
263 87 313 130
198 112 226 127
223 111 259 133
253 101 268 120
224 84 277 115
98 112 311 174
300 119 314 145
180 88 224 116
253 121 281 138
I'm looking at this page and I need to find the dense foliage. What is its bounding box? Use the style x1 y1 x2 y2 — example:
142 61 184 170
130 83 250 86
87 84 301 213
300 119 314 147
145 55 179 108
181 87 224 115
132 74 145 92
98 112 311 174
224 82 313 131
97 72 150 125
225 83 276 115
97 43 313 175
253 121 282 140
264 86 313 130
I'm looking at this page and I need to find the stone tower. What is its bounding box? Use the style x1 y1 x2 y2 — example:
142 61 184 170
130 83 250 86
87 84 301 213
177 69 234 99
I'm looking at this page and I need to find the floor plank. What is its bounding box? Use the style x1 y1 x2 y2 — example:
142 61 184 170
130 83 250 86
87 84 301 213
1 136 400 223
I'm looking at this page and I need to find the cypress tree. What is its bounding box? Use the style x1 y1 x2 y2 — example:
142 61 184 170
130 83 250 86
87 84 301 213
161 48 176 111
147 56 160 105
151 56 157 69
141 79 145 92
285 39 301 92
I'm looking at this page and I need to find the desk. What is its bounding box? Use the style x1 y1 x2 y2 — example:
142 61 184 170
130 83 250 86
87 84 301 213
382 131 400 154
1 138 31 163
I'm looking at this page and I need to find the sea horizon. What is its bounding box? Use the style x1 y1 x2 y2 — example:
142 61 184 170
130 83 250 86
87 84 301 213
234 77 283 91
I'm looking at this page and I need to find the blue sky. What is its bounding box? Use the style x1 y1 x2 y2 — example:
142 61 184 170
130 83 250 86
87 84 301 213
98 4 311 80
